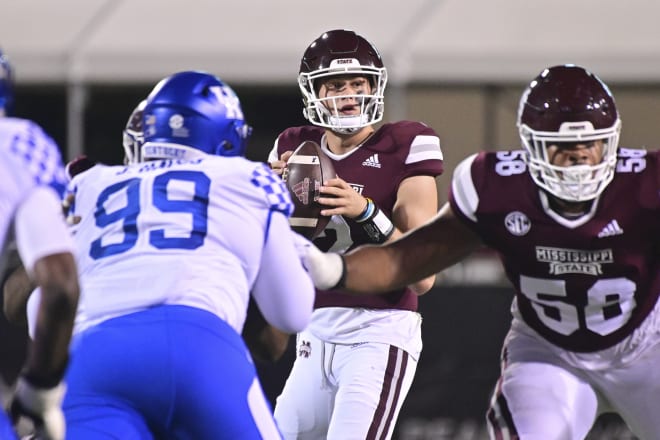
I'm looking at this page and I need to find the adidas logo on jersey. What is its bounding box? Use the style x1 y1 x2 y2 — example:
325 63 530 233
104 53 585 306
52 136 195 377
597 220 624 238
362 154 381 168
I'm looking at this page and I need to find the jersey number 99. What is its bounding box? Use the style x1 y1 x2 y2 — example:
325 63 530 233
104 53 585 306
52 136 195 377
90 170 210 259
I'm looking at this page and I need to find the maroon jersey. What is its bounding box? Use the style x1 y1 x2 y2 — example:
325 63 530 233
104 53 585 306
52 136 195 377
271 121 444 311
449 148 660 352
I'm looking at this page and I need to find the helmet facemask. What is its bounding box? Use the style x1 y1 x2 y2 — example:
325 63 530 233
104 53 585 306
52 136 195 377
299 60 387 135
520 120 621 202
122 129 144 165
517 65 621 203
122 100 147 164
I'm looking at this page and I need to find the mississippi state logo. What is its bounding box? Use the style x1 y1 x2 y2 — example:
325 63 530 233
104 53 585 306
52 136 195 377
298 340 312 358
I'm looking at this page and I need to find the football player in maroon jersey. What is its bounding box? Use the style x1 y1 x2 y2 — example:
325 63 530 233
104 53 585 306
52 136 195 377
299 64 660 439
268 29 444 439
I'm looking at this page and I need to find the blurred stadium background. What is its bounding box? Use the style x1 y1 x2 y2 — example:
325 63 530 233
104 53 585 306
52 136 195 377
3 1 658 438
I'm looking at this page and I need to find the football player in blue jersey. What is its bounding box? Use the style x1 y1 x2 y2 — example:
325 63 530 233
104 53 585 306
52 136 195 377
0 48 80 440
299 64 660 439
17 70 315 439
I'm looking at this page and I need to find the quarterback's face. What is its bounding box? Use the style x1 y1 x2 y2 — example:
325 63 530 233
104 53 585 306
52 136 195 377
546 139 606 167
318 75 372 116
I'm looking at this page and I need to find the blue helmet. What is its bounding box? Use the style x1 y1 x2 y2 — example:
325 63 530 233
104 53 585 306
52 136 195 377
0 50 14 115
141 71 251 161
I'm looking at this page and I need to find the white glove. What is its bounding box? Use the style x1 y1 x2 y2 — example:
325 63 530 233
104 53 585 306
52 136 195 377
292 233 345 290
11 377 66 440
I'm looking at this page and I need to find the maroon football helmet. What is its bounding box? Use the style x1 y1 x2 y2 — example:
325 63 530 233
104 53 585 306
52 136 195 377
298 29 388 134
518 64 621 202
122 99 147 164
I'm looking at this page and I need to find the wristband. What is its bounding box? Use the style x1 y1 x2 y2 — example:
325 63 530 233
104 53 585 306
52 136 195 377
354 198 394 244
355 198 376 222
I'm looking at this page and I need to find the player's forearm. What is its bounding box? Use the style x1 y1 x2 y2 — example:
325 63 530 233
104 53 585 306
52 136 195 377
342 212 481 294
3 263 34 326
253 216 315 333
342 235 440 294
25 253 79 384
386 227 435 295
27 297 75 384
342 244 411 293
254 326 291 363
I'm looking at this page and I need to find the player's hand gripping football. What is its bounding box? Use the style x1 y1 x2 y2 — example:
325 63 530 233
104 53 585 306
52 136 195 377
270 150 293 176
10 376 67 440
292 233 345 290
317 177 369 219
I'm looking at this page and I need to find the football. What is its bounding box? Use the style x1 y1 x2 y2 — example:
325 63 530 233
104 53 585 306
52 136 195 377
283 140 336 239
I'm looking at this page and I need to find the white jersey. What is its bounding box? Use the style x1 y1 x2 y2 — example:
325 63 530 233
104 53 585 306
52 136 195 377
67 156 305 334
0 117 69 272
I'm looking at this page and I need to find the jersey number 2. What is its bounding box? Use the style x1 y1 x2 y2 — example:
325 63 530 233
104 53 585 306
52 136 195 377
90 170 210 259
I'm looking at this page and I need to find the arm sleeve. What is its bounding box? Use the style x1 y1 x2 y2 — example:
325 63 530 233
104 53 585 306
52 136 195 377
266 136 281 163
449 153 479 223
251 212 315 333
14 187 74 275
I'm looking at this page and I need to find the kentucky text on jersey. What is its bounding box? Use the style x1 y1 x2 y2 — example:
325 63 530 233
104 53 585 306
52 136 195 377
143 145 188 159
116 158 204 175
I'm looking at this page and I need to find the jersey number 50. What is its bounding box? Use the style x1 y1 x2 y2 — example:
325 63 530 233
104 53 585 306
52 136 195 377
90 170 210 259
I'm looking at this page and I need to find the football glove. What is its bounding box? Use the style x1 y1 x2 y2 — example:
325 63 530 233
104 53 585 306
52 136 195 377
292 233 345 290
10 377 66 440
